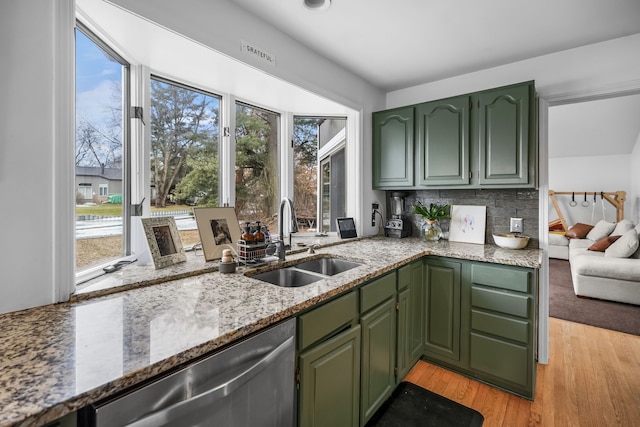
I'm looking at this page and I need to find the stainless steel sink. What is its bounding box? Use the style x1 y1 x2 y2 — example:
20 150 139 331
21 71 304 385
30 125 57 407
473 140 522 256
250 268 325 287
248 257 363 287
294 258 362 276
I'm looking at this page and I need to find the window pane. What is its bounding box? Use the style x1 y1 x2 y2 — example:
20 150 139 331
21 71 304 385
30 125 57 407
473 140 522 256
75 28 126 270
235 103 279 233
150 77 220 247
295 117 346 233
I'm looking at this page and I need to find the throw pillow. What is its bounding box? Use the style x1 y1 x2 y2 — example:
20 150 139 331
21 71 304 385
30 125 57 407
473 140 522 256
588 235 621 252
605 229 639 258
586 220 616 241
611 219 635 236
565 223 594 239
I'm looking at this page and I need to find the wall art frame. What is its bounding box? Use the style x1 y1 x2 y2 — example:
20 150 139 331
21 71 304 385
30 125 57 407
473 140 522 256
448 205 487 244
141 216 187 269
193 207 242 261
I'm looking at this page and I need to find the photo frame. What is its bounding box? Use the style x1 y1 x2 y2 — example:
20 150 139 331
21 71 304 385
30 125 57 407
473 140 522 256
141 217 187 269
448 205 487 244
193 207 242 261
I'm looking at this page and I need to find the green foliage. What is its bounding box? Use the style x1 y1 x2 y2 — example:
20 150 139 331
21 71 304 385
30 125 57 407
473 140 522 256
412 201 450 220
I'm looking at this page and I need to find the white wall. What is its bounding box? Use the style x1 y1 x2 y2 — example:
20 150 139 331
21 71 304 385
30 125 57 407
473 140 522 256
0 0 75 314
387 34 640 107
548 154 631 225
631 133 640 224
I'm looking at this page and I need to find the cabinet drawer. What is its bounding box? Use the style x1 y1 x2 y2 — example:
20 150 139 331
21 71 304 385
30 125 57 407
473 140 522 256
397 264 410 291
360 273 396 313
298 291 358 351
471 286 530 318
471 263 531 293
471 309 529 344
470 332 529 389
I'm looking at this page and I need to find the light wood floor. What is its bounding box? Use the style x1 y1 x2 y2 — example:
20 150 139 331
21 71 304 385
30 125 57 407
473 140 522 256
405 317 640 426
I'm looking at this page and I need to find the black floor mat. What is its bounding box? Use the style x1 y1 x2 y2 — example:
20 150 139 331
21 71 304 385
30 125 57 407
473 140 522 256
365 382 484 427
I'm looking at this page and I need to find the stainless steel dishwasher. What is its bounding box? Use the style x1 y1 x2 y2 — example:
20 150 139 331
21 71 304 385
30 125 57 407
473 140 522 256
82 318 296 427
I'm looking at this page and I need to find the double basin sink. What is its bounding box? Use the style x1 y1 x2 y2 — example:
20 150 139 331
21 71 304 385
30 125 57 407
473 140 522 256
247 257 363 287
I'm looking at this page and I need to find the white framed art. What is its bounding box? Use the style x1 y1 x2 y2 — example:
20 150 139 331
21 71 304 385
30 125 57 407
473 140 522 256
448 205 487 244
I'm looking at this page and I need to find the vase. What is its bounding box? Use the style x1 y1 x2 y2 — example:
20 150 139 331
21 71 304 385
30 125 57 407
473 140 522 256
421 219 443 241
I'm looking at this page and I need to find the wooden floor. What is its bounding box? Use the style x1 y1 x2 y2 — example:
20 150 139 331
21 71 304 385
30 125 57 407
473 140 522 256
405 317 640 426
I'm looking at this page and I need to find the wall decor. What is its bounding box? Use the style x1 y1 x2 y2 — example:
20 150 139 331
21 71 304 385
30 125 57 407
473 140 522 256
448 205 487 244
141 217 187 268
194 207 242 261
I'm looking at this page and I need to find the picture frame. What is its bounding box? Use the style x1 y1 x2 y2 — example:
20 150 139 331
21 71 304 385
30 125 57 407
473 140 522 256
141 217 187 269
193 207 242 261
448 205 487 244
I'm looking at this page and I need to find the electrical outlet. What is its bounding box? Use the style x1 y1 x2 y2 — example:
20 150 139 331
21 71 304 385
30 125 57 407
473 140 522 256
372 203 379 226
510 217 523 233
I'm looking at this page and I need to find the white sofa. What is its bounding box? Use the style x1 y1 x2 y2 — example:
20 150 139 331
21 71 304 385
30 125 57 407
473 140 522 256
549 220 640 305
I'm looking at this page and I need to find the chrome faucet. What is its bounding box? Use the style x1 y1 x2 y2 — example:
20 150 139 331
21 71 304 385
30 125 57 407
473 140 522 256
277 198 299 261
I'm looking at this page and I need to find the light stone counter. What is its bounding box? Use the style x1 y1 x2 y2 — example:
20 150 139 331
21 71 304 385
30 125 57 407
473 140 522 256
0 237 541 427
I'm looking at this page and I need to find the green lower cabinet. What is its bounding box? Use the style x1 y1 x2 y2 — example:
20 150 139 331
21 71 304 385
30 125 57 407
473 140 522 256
359 273 397 426
299 325 361 427
422 257 537 400
468 262 537 399
396 261 424 381
360 298 396 426
423 258 462 364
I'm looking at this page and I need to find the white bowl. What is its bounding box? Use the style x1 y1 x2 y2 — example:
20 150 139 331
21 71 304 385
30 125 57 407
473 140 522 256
493 233 530 250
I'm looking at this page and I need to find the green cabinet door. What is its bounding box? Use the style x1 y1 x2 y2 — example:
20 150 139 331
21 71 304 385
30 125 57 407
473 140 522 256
372 107 415 189
423 258 461 363
299 325 361 427
397 261 425 381
415 95 470 186
360 298 396 426
477 82 533 186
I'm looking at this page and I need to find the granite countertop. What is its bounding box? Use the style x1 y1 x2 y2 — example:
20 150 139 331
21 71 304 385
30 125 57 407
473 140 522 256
0 237 542 427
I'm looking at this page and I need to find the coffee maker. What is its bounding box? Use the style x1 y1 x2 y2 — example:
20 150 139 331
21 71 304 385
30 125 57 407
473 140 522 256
384 192 412 238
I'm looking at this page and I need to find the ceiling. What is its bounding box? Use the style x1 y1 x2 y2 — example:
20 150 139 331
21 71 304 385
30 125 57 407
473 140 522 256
231 0 640 92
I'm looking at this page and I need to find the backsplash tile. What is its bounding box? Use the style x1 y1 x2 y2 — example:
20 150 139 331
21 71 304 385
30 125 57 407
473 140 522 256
391 189 539 248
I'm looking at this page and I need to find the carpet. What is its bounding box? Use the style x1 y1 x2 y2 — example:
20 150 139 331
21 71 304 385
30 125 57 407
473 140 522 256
549 259 640 336
365 382 484 427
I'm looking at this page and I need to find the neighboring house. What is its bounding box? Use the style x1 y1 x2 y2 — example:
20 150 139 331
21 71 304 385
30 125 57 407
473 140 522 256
75 166 122 204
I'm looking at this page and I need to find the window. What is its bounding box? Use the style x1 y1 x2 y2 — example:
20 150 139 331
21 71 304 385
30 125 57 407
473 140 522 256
149 77 221 247
75 24 129 272
294 117 346 233
235 102 279 233
99 184 108 197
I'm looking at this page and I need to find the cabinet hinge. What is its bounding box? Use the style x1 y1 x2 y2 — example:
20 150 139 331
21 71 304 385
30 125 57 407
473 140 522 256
469 171 473 179
295 367 301 386
394 367 398 377
469 100 472 110
395 302 400 311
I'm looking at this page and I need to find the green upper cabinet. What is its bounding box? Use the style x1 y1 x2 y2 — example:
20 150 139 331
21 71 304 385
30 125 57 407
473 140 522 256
371 81 536 190
477 82 534 186
415 95 470 186
372 106 414 189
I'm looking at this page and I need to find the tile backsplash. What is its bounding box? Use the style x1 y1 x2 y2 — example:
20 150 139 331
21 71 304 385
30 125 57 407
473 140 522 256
390 189 539 248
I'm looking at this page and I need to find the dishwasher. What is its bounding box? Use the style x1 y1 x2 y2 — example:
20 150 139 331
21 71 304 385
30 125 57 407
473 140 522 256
80 318 296 427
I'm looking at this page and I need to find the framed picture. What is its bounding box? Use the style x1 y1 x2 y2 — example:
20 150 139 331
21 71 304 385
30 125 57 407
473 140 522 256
448 205 487 244
141 217 187 269
194 207 242 261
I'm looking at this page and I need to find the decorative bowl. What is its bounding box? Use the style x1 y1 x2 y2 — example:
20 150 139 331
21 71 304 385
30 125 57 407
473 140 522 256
493 233 530 250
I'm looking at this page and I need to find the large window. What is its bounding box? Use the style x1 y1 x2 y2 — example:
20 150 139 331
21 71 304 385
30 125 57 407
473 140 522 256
235 102 279 233
150 77 221 247
294 117 346 233
75 25 129 271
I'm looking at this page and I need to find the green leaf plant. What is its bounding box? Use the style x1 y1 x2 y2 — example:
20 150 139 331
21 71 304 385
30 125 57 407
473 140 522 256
412 201 450 221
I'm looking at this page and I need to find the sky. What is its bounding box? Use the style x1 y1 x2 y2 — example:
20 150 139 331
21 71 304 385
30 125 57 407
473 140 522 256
75 29 123 126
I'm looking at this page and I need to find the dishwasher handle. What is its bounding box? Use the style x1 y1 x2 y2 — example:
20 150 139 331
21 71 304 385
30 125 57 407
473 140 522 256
126 335 294 427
